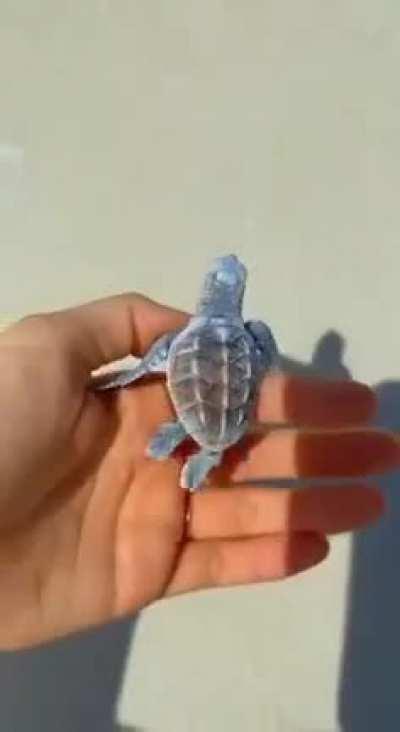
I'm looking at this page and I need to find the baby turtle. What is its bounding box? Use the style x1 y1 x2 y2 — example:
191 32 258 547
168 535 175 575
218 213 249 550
95 255 278 491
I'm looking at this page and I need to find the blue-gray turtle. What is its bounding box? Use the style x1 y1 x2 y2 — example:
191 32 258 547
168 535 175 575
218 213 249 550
95 255 278 491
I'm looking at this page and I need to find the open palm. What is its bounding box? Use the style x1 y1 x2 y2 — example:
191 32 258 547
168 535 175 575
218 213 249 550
0 294 397 649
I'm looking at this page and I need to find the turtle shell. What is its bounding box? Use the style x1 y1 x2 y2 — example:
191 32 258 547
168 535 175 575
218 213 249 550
167 323 254 449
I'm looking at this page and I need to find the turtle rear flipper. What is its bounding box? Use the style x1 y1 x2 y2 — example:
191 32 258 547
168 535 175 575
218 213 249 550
181 449 223 491
147 421 187 459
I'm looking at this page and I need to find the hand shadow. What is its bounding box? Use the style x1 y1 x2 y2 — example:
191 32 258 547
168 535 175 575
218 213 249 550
0 384 138 732
0 617 136 732
279 335 400 729
339 380 400 731
92 337 400 731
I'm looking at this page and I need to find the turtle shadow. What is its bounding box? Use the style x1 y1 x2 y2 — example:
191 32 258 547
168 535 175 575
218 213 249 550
211 329 353 488
279 329 351 381
99 330 352 491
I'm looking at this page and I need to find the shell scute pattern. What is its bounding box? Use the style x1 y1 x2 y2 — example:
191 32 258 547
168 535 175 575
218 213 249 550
168 326 253 448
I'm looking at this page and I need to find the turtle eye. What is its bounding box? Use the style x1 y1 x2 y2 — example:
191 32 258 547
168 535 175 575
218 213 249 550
216 270 237 286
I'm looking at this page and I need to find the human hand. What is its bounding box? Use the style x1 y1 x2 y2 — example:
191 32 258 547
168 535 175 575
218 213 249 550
0 294 397 649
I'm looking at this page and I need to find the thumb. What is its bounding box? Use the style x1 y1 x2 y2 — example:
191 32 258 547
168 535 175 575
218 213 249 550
55 292 189 371
8 293 189 374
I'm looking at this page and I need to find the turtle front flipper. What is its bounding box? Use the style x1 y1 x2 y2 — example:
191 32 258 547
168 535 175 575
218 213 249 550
92 362 150 390
245 319 278 370
147 421 187 459
181 449 223 492
92 330 178 391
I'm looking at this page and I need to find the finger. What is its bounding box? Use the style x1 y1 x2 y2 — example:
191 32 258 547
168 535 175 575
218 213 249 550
223 428 399 481
256 373 376 427
189 483 384 539
52 293 189 370
167 532 329 595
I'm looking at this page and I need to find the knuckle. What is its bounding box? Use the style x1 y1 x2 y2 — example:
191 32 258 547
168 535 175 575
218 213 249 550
210 543 228 586
13 312 58 342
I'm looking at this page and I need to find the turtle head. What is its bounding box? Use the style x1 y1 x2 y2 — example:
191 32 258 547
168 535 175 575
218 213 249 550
197 254 248 317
